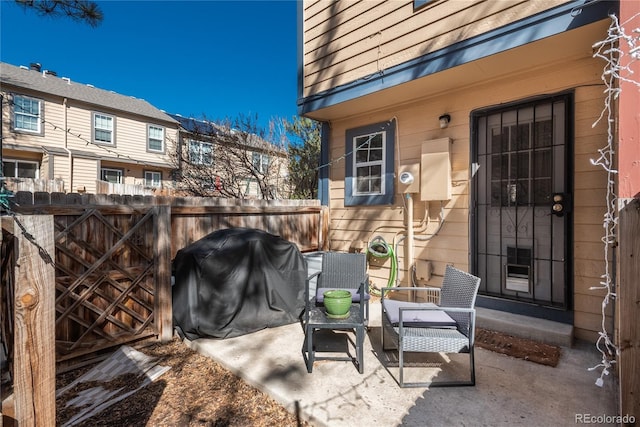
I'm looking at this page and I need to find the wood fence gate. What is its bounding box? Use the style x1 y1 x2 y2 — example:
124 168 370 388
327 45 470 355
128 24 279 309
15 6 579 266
54 205 172 364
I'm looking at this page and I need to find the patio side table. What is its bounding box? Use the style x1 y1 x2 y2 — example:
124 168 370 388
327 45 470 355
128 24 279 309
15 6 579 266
303 305 365 374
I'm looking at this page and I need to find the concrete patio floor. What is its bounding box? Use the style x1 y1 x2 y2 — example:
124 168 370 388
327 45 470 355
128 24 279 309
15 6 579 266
185 300 619 427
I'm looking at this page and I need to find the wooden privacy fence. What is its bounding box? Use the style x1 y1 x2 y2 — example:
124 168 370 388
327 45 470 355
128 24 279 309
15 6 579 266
4 192 326 362
1 193 327 425
617 198 640 422
1 215 56 426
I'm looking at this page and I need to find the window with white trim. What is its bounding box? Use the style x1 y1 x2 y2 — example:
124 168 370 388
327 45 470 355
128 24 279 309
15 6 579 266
188 140 213 165
145 171 162 187
148 125 164 152
2 159 39 179
252 152 270 173
100 167 122 184
345 120 395 206
12 95 42 134
93 113 114 144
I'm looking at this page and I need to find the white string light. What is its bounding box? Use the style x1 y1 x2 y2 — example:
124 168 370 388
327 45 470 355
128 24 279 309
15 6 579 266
588 12 640 387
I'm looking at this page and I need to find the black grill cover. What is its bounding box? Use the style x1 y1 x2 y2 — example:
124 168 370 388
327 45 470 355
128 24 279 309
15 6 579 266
172 228 306 339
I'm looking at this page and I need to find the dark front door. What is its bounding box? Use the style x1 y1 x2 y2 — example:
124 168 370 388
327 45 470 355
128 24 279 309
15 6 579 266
472 94 572 319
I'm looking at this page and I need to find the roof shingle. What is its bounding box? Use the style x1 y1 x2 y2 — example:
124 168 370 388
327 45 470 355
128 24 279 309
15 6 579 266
0 62 178 124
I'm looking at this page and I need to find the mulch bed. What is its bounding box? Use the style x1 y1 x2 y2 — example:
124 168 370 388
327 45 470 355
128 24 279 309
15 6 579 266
54 338 310 427
475 328 561 367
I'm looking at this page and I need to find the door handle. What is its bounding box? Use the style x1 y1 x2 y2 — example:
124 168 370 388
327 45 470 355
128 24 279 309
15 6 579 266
551 193 571 216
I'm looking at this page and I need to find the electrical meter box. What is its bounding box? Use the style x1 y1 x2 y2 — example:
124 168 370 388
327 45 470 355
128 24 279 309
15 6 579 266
420 137 452 201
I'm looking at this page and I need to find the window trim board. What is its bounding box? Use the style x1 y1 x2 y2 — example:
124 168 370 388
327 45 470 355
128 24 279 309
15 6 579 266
344 119 396 206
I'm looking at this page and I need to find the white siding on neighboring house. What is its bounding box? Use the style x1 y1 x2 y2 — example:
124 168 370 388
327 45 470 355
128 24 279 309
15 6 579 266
72 156 98 194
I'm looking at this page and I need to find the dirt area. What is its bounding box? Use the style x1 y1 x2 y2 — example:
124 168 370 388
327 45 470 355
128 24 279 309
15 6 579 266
48 328 560 426
55 338 309 427
475 328 561 367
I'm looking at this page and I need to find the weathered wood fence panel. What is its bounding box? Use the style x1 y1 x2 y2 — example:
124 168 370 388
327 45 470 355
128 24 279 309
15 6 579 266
618 198 640 421
2 216 56 427
53 206 161 363
169 197 327 258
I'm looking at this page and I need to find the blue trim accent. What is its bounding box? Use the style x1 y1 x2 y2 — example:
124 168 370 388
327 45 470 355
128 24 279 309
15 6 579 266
298 0 616 115
413 0 432 10
319 121 330 206
344 119 395 206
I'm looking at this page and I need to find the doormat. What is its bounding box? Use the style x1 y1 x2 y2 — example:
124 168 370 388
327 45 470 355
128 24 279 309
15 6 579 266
475 328 561 367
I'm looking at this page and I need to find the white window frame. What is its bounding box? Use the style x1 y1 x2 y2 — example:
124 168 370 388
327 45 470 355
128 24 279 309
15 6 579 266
252 152 270 174
100 167 123 184
188 140 213 165
144 171 162 188
93 112 115 145
344 119 395 206
147 125 165 153
352 131 386 196
12 94 42 134
2 159 40 179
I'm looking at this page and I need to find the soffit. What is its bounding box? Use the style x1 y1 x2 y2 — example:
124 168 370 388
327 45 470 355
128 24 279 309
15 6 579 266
304 20 609 123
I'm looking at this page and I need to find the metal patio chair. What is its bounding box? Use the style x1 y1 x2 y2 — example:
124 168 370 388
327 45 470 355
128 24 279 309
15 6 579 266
305 252 370 325
381 265 481 387
302 252 369 373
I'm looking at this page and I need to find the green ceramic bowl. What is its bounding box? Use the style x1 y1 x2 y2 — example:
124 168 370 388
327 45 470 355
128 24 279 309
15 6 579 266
323 290 352 317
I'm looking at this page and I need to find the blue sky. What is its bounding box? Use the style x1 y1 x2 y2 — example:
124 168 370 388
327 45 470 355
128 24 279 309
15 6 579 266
0 0 299 129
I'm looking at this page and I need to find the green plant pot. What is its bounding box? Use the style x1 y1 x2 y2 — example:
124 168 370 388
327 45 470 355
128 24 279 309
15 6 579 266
323 290 352 318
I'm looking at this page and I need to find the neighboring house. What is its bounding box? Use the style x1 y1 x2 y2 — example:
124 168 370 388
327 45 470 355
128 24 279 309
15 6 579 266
297 0 639 343
169 114 289 199
0 61 179 195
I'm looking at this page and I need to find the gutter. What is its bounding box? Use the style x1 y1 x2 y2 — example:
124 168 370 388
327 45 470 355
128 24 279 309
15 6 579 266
63 97 73 193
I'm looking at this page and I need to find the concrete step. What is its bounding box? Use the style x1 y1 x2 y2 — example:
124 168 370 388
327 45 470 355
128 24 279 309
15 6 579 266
476 307 574 348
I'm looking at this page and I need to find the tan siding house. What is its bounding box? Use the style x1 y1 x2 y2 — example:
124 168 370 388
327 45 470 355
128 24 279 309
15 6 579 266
1 62 179 194
169 115 290 199
298 0 633 342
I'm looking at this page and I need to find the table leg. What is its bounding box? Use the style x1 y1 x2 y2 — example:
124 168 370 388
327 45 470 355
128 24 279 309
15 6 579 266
306 325 314 373
356 325 364 374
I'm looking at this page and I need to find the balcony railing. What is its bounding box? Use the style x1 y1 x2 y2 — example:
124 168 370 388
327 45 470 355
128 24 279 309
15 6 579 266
1 177 66 193
95 180 173 196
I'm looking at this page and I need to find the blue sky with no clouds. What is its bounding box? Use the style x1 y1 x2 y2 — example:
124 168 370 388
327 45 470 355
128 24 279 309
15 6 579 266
1 0 299 129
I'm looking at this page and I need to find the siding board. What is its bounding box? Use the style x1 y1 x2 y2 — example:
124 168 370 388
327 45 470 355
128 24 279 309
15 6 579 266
303 0 565 95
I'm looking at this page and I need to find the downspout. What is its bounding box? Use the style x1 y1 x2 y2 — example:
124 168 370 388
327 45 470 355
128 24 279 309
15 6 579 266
62 98 72 192
405 193 414 291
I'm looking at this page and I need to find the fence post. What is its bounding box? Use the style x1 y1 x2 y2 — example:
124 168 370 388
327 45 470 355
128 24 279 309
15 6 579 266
154 205 173 342
618 198 640 421
13 215 55 426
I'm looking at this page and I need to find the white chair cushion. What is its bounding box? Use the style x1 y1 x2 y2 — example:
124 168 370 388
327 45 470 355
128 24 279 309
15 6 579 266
383 299 457 328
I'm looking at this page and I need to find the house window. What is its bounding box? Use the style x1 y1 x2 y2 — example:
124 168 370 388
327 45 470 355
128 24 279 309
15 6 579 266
414 0 433 10
252 152 270 173
93 113 115 144
100 167 123 184
188 140 213 165
345 120 395 206
145 171 162 187
12 95 42 134
2 159 39 179
148 125 164 152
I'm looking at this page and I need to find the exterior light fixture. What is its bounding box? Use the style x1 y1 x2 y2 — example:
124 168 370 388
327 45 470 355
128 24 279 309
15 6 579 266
439 114 451 129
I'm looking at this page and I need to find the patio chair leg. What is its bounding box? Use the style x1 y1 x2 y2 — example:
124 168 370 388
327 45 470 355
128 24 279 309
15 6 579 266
305 326 314 373
356 325 364 374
